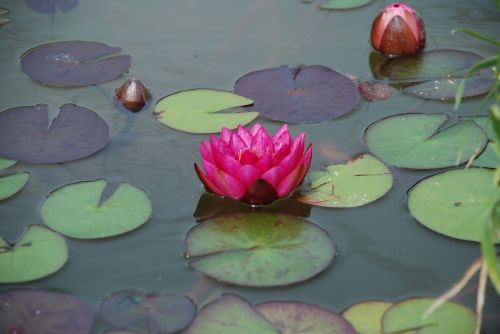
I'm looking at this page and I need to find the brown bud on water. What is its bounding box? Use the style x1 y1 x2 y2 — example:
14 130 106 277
114 77 151 112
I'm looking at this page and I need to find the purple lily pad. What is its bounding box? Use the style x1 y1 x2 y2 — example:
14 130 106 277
234 65 359 123
25 0 78 15
358 81 393 101
20 41 131 87
0 289 93 334
0 104 109 164
99 290 196 334
256 301 357 334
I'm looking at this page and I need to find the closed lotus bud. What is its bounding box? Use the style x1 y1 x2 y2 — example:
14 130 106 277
370 2 426 57
114 77 151 112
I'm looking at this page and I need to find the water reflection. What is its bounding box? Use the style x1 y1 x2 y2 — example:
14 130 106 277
25 0 78 15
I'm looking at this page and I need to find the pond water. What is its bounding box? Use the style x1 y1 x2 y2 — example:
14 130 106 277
0 0 499 332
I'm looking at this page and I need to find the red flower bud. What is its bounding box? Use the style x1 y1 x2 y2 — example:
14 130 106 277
114 77 151 112
370 2 426 57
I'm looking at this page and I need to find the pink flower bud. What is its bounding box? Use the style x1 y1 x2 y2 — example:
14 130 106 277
370 2 426 57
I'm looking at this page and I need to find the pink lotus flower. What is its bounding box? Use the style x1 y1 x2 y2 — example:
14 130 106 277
195 124 312 205
370 2 426 56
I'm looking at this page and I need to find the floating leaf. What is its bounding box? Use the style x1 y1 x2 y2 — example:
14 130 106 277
154 89 258 134
382 298 476 334
408 168 498 242
0 225 68 283
256 301 356 334
0 289 93 334
342 301 392 334
320 0 373 10
185 212 335 287
0 172 30 201
99 290 196 334
365 113 487 169
25 0 79 14
0 157 16 170
0 104 109 164
21 41 131 86
296 154 392 208
41 179 152 239
472 116 499 167
234 65 359 123
185 294 279 334
358 81 393 101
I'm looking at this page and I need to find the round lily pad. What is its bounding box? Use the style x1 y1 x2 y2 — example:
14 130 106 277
25 0 79 14
382 298 476 334
154 89 258 134
20 40 131 86
0 225 68 283
0 157 16 170
342 301 393 334
0 172 30 201
320 0 373 10
41 179 152 239
185 294 279 334
0 104 109 164
185 212 335 287
0 289 93 334
365 113 487 169
256 301 356 334
296 154 392 208
234 65 359 123
408 168 498 242
99 290 196 334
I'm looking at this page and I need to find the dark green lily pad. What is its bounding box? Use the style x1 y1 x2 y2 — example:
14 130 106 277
185 294 279 334
342 301 392 334
0 225 68 283
0 104 109 164
256 301 356 334
21 41 131 86
154 89 258 133
296 154 392 208
185 212 335 287
365 113 487 169
408 168 498 242
320 0 373 10
0 289 93 334
471 116 499 168
99 290 196 334
41 179 152 239
25 0 78 14
382 298 476 334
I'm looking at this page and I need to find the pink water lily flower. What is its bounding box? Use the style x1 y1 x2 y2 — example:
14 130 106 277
195 123 312 205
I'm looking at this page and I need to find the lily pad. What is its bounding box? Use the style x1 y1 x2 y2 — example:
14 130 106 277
25 0 79 14
0 172 30 201
0 289 93 334
472 116 499 167
364 113 487 169
41 179 152 239
185 294 279 334
99 290 196 334
154 89 258 134
185 212 335 287
0 104 109 164
408 168 498 242
256 301 356 334
381 298 476 334
296 154 392 208
234 65 359 123
0 157 16 170
342 301 393 334
20 40 131 86
0 225 68 283
320 0 373 10
382 49 494 100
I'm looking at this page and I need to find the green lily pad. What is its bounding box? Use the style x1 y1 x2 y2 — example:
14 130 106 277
154 89 258 134
185 294 279 334
320 0 372 10
342 301 392 334
296 154 392 208
0 225 68 283
471 117 499 168
365 113 487 169
408 168 498 242
0 157 16 170
41 179 152 239
382 298 476 334
185 212 335 287
0 172 30 201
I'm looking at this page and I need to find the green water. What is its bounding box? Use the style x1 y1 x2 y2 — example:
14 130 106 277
0 0 499 332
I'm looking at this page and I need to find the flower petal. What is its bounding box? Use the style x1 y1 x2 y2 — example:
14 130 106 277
202 160 247 200
230 132 249 153
194 162 224 196
200 140 214 164
249 123 262 136
276 164 307 197
254 153 273 172
235 164 262 187
236 125 253 147
220 127 232 144
261 165 286 190
272 124 289 143
251 127 272 156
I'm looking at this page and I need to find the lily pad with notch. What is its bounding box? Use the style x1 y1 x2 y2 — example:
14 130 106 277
319 0 373 10
185 212 335 287
234 65 359 123
20 40 131 86
0 158 29 201
365 113 487 169
471 116 500 168
0 104 109 164
0 225 68 283
25 0 79 15
99 290 196 334
41 179 152 239
342 301 393 334
154 89 258 134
